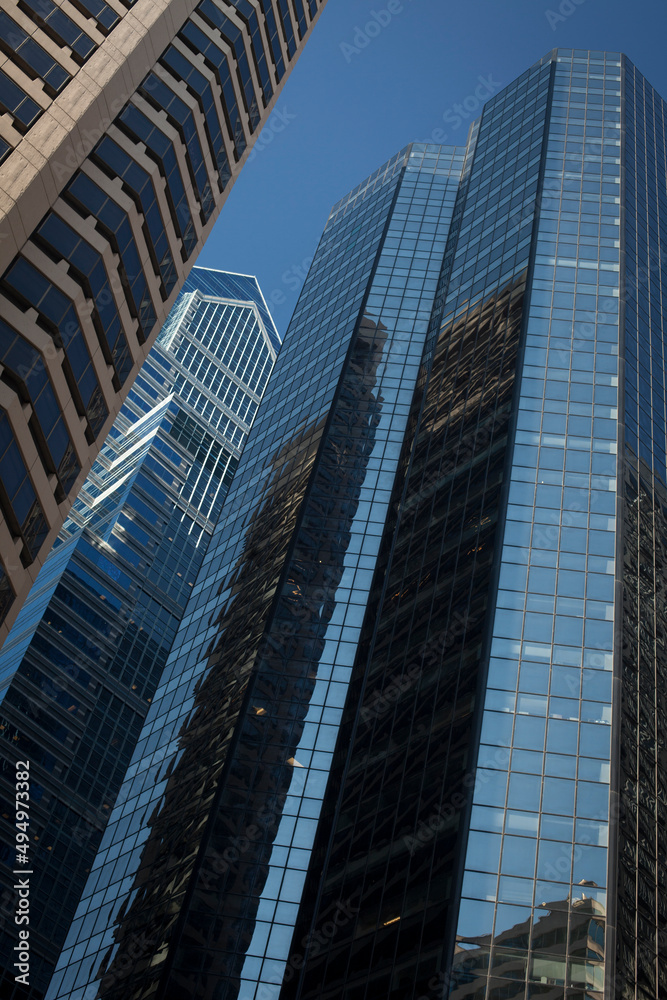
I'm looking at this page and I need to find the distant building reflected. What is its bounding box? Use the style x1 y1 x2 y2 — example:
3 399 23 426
93 316 388 999
451 886 605 999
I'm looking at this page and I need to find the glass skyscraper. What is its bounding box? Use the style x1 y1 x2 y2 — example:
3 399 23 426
0 0 327 650
48 49 666 1000
0 266 278 999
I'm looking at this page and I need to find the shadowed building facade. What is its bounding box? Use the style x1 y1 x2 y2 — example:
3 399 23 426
0 266 278 999
49 50 667 1000
0 0 327 648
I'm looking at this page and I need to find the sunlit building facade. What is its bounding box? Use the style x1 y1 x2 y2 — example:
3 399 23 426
0 266 278 999
0 0 327 648
49 50 667 1000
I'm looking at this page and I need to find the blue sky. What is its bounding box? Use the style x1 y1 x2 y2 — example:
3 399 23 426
196 0 667 335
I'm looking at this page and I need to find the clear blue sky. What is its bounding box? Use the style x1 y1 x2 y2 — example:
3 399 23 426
196 0 667 335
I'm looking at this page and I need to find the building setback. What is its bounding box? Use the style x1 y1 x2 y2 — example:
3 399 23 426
0 266 278 999
0 0 327 648
49 50 667 1000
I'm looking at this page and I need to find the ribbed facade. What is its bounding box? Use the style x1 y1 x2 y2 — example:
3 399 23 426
0 0 327 648
0 266 278 999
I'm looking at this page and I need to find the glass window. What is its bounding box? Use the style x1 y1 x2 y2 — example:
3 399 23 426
20 0 96 60
119 103 198 257
140 73 215 219
0 10 69 92
70 0 119 32
93 135 177 294
0 66 41 128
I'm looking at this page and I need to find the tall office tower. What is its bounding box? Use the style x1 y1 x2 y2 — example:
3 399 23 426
48 49 666 1000
0 0 327 648
0 266 279 1000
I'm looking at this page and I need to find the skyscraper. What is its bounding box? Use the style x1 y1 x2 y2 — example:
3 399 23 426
0 266 278 999
48 49 666 1000
0 0 327 648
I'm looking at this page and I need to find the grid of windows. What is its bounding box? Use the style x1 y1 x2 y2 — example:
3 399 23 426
0 269 278 998
0 10 69 94
19 0 96 61
449 50 621 1000
617 58 667 1000
284 57 554 1000
91 135 178 296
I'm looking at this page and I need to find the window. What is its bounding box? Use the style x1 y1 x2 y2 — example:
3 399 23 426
0 10 69 93
69 0 119 32
0 66 41 129
65 172 156 344
139 73 215 220
19 0 96 61
119 103 198 258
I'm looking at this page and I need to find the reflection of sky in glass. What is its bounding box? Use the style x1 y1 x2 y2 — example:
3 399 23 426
452 50 622 998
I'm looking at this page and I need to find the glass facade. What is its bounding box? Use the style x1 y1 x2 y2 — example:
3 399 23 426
447 49 621 1000
0 0 327 649
617 58 667 1000
47 144 464 1000
45 49 667 1000
0 267 278 1000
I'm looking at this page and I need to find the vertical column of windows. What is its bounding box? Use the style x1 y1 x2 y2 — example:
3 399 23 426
35 210 137 382
227 0 274 104
160 44 233 189
64 171 157 348
139 72 216 221
91 135 178 297
257 0 286 80
2 257 108 439
0 412 49 564
290 0 307 39
275 0 296 58
179 19 247 160
118 103 198 258
196 0 260 131
0 318 81 498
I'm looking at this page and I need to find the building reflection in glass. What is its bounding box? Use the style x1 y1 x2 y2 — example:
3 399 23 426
90 315 388 999
450 885 604 999
282 273 529 1000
